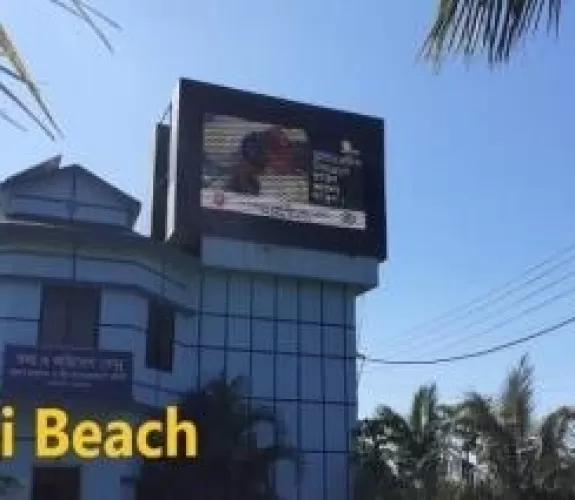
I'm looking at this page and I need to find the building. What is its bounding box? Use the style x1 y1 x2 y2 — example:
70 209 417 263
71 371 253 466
0 154 380 500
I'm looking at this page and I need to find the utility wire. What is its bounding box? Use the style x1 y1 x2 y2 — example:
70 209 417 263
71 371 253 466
390 265 575 360
389 241 575 336
383 243 575 358
359 313 575 366
430 283 575 356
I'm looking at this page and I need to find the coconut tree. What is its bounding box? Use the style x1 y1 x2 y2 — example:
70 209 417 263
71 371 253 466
353 416 405 500
454 354 575 500
423 0 564 66
354 384 453 499
0 0 117 137
137 375 297 500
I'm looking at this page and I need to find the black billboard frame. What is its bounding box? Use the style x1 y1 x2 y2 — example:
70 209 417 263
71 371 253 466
164 78 387 261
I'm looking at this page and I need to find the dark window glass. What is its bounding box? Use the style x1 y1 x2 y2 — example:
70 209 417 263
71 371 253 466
40 285 100 348
32 466 81 500
146 299 175 372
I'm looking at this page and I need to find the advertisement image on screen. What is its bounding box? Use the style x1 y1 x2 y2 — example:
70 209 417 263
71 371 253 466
201 114 366 230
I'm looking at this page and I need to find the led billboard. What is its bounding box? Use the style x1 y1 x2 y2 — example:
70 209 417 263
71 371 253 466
152 79 386 260
201 115 366 230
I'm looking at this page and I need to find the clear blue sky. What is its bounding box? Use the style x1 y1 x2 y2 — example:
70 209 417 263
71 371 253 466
2 1 575 418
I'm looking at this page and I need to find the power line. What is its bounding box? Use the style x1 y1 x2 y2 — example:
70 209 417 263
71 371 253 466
392 242 575 334
430 284 575 356
384 243 575 358
359 313 575 366
391 266 575 360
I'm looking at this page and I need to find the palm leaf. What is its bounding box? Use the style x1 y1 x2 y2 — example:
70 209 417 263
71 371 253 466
457 392 519 489
67 0 114 52
0 81 56 139
0 63 26 82
0 108 27 131
539 406 575 458
421 0 563 65
48 0 121 31
1 1 117 138
410 384 438 437
500 354 534 443
374 405 414 444
82 2 121 30
0 23 62 137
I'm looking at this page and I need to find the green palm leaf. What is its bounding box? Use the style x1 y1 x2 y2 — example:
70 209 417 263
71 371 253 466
422 0 563 65
500 353 534 443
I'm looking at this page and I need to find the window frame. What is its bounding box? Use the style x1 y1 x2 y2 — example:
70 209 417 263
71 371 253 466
38 283 101 349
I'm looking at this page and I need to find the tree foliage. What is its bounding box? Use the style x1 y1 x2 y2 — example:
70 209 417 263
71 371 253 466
1 1 569 139
0 0 117 138
422 0 564 66
354 383 454 499
354 355 575 500
137 376 297 500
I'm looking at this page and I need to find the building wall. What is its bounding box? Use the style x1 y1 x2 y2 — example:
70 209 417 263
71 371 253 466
0 242 359 500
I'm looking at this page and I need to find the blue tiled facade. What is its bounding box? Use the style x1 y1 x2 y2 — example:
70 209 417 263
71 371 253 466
0 158 379 500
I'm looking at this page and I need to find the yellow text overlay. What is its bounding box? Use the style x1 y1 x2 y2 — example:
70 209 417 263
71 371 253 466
32 406 197 459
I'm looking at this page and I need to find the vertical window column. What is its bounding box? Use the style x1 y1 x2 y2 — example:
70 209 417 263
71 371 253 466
146 299 175 372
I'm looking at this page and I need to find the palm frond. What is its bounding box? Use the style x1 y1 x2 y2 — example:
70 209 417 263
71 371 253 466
82 2 121 30
1 1 117 138
500 354 534 442
421 0 563 65
48 0 121 31
458 391 521 488
0 23 62 137
68 0 114 52
0 81 56 139
0 63 26 82
410 384 438 437
539 406 575 458
374 405 413 444
0 107 27 131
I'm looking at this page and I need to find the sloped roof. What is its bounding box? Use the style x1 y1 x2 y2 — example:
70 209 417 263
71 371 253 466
1 155 62 187
1 156 142 223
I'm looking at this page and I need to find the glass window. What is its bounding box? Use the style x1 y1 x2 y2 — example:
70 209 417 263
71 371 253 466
146 299 175 372
40 285 100 348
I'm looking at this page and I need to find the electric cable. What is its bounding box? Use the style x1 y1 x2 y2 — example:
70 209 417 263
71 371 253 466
432 283 575 356
383 243 575 358
359 313 575 366
390 265 575 360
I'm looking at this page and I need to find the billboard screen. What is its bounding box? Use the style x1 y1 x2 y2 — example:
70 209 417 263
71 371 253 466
156 79 386 260
201 114 366 230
